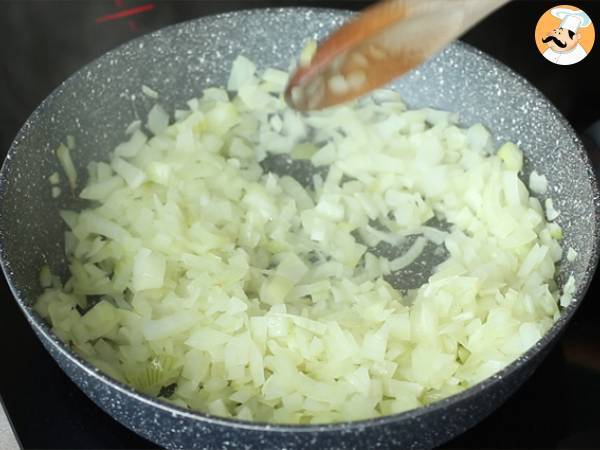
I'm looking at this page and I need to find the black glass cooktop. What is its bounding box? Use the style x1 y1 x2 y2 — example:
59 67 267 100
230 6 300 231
1 1 600 449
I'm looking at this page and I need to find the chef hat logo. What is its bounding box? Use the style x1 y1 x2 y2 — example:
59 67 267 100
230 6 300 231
535 4 595 65
551 7 592 33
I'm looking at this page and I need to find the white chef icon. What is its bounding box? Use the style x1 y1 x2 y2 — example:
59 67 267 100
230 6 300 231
541 7 592 65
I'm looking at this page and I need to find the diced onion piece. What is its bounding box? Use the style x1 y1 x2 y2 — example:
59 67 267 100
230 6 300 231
291 143 318 160
299 40 317 67
79 176 125 201
56 143 77 190
276 252 308 283
545 198 560 221
126 120 142 135
142 85 159 99
260 275 294 305
146 104 169 136
39 265 52 288
548 223 563 240
146 162 171 186
529 170 548 194
497 142 523 171
203 87 229 102
467 124 492 153
227 55 257 91
262 68 289 90
132 248 166 292
560 274 576 307
111 157 146 189
48 171 60 185
115 130 147 158
311 143 336 166
566 247 577 262
390 237 427 272
143 311 196 341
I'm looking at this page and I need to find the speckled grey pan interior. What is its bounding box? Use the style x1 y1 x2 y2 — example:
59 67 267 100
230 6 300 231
1 7 599 450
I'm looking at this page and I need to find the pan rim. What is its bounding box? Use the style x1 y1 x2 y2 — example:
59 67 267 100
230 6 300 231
1 5 599 435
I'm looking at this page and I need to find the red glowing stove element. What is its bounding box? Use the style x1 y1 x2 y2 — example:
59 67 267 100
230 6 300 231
95 3 156 24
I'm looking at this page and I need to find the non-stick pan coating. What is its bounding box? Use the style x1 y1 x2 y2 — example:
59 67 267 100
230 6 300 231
0 8 598 450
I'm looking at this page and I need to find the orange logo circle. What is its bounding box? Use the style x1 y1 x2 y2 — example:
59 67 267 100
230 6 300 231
535 4 595 65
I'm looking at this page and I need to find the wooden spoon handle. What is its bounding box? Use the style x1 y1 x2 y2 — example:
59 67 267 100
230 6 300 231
286 0 510 111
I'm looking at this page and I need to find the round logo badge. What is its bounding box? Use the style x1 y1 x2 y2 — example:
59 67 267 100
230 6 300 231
535 4 595 65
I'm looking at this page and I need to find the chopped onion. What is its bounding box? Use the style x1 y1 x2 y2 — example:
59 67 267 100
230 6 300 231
299 40 317 67
545 198 560 221
126 120 142 135
566 247 577 262
227 55 257 91
39 265 52 288
115 130 147 158
528 170 548 194
132 248 166 292
37 54 568 425
389 237 428 271
560 274 576 307
146 104 169 136
111 157 146 189
56 143 77 190
142 85 159 99
48 172 60 185
497 142 523 171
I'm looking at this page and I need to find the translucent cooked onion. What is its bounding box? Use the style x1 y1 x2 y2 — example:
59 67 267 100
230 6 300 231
36 55 570 424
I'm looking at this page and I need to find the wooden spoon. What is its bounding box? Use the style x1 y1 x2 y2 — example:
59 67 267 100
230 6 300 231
285 0 510 111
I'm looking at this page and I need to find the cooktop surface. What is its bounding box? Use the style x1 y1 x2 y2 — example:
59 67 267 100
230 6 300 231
1 1 599 449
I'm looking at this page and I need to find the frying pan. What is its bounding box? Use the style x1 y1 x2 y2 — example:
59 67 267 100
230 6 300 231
0 8 598 450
